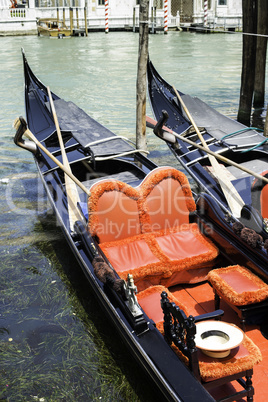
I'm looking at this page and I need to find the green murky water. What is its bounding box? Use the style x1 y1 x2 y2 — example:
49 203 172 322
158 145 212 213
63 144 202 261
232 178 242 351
0 31 265 401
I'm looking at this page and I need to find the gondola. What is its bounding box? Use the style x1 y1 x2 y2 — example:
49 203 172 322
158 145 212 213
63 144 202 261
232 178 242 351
14 50 268 401
147 59 268 241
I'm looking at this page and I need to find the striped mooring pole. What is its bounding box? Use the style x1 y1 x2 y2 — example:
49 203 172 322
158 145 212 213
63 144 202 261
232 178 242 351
204 0 208 26
164 0 168 34
105 0 109 33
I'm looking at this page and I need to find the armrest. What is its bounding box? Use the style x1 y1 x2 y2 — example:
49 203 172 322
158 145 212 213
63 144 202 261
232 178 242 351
194 309 224 323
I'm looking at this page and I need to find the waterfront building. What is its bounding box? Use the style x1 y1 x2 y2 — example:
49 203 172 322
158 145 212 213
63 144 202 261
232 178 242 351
0 0 242 36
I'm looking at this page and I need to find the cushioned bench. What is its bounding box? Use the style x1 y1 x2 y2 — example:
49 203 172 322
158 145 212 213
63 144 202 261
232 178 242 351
208 265 268 330
88 166 219 291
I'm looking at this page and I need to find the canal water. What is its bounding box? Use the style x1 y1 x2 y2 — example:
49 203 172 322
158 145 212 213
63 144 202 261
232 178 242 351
0 31 265 401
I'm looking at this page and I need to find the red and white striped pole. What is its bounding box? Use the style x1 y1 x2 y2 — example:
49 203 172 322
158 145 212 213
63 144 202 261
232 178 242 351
164 0 168 34
105 0 109 33
204 0 208 26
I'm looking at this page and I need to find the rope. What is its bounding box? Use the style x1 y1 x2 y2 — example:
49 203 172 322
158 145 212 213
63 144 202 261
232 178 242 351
220 127 268 153
186 25 268 38
221 127 264 141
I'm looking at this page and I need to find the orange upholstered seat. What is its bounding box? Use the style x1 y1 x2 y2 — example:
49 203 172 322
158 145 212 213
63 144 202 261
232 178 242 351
197 336 262 382
137 285 189 333
251 170 268 219
139 167 219 287
208 265 268 306
172 333 262 382
88 167 218 290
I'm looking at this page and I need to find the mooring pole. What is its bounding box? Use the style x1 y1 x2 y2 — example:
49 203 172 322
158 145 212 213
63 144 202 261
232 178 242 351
105 0 109 33
133 7 136 33
237 0 257 126
264 108 268 137
204 0 208 26
76 8 79 29
164 0 168 34
253 0 268 108
70 7 74 34
84 6 88 36
136 0 149 153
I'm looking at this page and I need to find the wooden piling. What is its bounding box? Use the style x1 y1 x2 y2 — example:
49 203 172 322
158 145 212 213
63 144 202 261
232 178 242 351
136 0 149 152
70 7 74 34
264 108 268 137
151 7 154 34
253 0 268 108
237 0 257 126
133 7 136 33
76 8 79 29
63 7 65 24
84 6 88 36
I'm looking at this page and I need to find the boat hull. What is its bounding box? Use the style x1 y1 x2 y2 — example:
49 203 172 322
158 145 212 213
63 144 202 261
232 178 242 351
14 51 268 401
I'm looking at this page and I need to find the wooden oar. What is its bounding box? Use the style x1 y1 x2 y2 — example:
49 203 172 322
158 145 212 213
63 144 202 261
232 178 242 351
147 113 268 193
172 86 244 218
14 117 91 197
47 87 84 230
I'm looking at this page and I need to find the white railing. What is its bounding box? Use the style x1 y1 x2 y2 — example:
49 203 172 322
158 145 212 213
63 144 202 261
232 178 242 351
10 8 26 18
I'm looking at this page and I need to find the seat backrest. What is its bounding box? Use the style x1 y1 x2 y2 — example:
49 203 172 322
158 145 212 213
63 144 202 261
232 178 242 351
251 170 268 218
88 179 142 243
140 167 196 232
161 290 200 380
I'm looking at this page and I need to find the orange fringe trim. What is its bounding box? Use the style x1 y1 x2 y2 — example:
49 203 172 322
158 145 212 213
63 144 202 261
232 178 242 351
88 167 197 239
208 265 268 306
199 334 262 381
140 167 196 214
171 334 262 381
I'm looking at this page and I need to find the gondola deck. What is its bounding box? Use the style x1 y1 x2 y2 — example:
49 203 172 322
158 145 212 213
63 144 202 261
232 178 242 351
13 51 268 401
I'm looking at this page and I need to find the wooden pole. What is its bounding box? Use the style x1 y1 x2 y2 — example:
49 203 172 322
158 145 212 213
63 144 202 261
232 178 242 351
253 0 268 108
76 7 79 29
151 6 154 34
133 7 136 32
70 7 74 34
63 7 65 24
47 87 84 229
136 0 149 153
237 0 258 126
264 107 268 137
84 6 88 36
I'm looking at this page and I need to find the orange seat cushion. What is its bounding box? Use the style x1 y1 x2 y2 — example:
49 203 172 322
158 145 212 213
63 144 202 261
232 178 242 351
137 285 189 332
100 235 161 272
140 166 196 232
88 179 143 243
172 334 262 382
154 224 216 262
199 335 262 382
208 265 268 306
